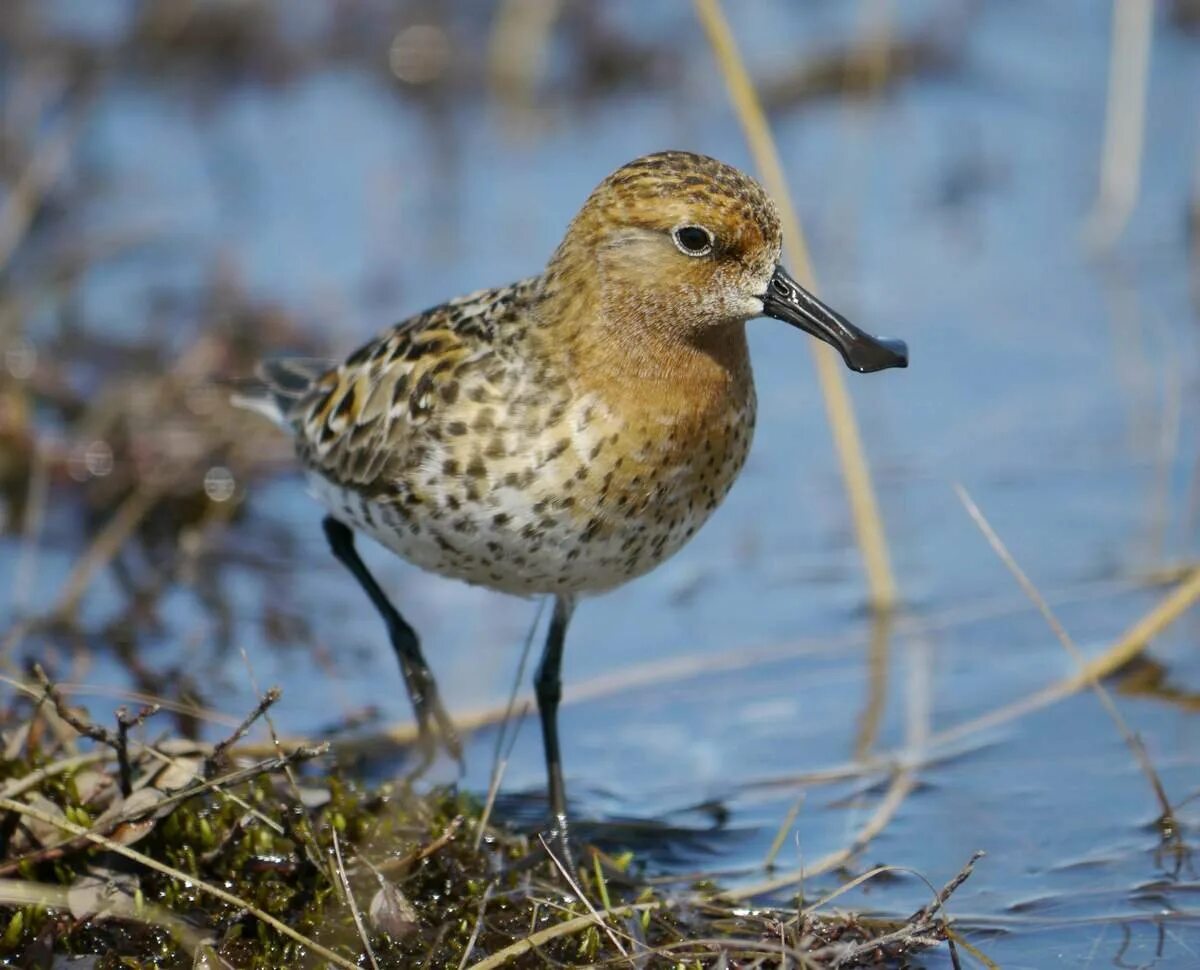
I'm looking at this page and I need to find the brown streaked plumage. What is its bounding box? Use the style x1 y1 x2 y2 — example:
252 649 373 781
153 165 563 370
235 150 907 867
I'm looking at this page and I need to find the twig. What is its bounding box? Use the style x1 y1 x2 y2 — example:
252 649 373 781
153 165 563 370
0 80 94 273
370 814 464 878
5 671 297 842
0 796 360 970
135 745 329 822
237 649 328 881
115 704 161 796
35 667 162 798
906 850 984 924
830 851 983 967
694 0 899 611
0 745 327 878
52 484 166 621
11 437 49 618
204 685 282 776
33 665 119 749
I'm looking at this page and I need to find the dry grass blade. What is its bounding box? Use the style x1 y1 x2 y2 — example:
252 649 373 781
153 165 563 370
0 751 109 801
476 597 544 850
0 677 243 729
724 768 916 900
539 835 631 961
332 828 380 970
925 564 1200 757
762 792 804 871
693 0 899 611
946 928 1001 970
954 484 1177 825
463 901 661 970
474 702 526 852
456 882 494 970
0 877 211 957
230 574 1148 763
0 795 359 969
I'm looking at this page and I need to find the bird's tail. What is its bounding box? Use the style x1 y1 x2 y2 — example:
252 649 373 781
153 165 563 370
230 357 333 429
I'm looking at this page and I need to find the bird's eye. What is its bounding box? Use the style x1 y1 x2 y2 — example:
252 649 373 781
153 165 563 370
672 225 714 256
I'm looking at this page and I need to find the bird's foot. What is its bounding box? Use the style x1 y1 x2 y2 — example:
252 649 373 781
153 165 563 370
402 670 465 779
538 813 582 887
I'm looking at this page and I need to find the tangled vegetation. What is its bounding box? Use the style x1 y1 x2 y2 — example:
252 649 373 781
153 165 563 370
0 674 979 968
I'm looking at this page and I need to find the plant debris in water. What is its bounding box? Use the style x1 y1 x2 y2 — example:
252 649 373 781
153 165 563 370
0 678 978 967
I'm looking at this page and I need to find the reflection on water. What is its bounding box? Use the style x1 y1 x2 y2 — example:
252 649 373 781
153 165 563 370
2 1 1199 964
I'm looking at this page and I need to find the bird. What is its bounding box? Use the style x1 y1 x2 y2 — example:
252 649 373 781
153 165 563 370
234 150 907 863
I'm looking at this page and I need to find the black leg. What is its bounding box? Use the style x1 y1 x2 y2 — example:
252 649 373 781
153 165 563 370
534 594 576 870
322 516 463 772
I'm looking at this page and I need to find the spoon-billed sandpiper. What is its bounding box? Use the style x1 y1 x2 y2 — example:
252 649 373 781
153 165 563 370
236 150 907 860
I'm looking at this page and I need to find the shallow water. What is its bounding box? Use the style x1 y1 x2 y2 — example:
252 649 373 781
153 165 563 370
4 1 1200 965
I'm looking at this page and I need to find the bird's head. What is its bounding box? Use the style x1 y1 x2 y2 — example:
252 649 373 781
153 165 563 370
548 151 907 374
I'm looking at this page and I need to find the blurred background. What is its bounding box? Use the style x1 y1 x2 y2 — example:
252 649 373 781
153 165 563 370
1 1 1198 965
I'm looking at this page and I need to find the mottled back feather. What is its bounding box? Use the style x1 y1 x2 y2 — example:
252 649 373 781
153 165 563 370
281 279 540 492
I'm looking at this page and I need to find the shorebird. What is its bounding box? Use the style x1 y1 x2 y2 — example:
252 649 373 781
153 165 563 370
236 150 907 860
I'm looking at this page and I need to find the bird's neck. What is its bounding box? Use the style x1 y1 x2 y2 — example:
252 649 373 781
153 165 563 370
532 268 753 418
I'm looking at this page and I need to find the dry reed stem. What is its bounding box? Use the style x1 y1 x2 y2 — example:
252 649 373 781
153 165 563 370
0 796 360 970
743 563 1200 796
1084 0 1154 249
231 574 1155 760
853 612 892 759
476 599 544 850
955 484 1176 821
487 0 561 108
694 0 899 611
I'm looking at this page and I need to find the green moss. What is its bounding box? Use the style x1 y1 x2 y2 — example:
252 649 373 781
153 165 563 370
0 693 961 968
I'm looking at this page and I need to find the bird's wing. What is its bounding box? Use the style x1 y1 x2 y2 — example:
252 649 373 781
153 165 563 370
280 280 535 490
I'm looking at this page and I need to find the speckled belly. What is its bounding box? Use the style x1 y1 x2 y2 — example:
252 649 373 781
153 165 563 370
305 391 756 597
